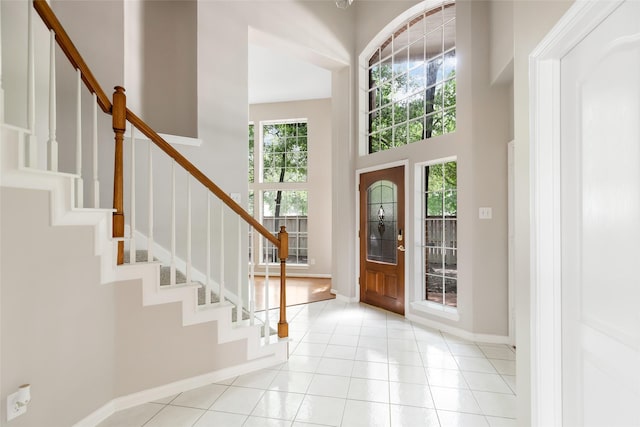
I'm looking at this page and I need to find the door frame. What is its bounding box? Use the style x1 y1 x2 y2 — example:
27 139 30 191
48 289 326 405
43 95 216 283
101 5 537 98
355 160 409 309
507 141 515 347
530 1 624 425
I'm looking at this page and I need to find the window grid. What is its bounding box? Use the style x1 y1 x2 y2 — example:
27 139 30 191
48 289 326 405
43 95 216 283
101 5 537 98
368 2 456 153
262 190 308 265
262 121 308 184
423 161 457 308
263 215 308 265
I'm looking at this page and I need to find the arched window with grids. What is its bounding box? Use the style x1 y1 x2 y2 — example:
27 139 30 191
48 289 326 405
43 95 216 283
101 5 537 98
367 1 456 154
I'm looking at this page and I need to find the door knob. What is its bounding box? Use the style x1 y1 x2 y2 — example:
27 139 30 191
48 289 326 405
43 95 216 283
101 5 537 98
397 245 406 252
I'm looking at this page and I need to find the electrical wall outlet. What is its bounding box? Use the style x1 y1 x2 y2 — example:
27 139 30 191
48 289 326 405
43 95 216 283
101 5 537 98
7 391 27 421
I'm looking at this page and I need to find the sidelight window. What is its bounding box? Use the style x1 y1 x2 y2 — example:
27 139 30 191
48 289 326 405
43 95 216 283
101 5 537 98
422 160 457 307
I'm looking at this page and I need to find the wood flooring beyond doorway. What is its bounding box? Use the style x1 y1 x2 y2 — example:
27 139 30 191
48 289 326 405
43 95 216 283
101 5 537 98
253 277 335 311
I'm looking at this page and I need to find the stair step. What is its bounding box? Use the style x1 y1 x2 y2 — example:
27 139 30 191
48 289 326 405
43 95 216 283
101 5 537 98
122 249 264 330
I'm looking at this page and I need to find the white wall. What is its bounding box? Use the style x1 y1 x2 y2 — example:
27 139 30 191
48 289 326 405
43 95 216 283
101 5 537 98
489 0 514 85
124 0 197 138
468 1 511 336
1 187 116 427
250 99 333 277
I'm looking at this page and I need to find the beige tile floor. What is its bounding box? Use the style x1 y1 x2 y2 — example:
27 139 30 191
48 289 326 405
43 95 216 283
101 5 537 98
99 299 516 427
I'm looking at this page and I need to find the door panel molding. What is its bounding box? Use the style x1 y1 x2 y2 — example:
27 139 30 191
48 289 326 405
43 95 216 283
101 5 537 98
530 1 626 425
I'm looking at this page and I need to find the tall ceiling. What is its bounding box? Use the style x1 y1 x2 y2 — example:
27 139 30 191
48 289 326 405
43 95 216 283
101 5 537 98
248 44 332 105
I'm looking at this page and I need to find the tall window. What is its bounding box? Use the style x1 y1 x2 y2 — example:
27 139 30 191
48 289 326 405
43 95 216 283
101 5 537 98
423 160 457 307
368 1 456 153
249 121 309 265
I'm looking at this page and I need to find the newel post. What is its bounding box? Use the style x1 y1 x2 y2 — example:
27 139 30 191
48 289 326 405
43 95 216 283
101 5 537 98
277 226 289 338
112 86 126 265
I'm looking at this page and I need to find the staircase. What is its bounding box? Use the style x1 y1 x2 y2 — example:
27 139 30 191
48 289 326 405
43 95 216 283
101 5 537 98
0 1 289 426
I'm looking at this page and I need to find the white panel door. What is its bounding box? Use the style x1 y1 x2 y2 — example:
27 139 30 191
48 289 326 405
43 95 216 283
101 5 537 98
561 1 640 426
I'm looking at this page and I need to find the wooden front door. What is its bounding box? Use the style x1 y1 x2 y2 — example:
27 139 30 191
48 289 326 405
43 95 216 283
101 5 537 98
359 166 405 315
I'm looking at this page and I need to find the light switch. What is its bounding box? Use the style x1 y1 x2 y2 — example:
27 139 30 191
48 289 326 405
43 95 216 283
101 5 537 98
479 207 492 219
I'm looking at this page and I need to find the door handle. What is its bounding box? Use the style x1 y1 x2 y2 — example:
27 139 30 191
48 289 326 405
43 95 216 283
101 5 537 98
397 245 406 252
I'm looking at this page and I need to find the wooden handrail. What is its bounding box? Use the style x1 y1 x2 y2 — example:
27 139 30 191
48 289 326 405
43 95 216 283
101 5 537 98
125 109 281 248
31 0 289 337
33 0 111 114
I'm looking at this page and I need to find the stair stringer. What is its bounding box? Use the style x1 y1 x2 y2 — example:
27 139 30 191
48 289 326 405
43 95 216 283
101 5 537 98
1 124 288 364
114 262 288 361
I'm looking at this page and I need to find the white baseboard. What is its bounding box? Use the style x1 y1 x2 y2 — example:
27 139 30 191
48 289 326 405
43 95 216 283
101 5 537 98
331 290 358 303
407 313 510 345
73 353 286 427
254 272 332 279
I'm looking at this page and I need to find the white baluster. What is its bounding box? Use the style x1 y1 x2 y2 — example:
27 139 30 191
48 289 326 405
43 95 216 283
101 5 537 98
249 230 255 325
129 125 136 264
219 202 225 303
170 160 176 285
206 193 211 305
186 176 192 286
25 0 37 166
236 216 243 323
264 237 270 338
47 30 58 172
147 140 154 262
75 69 83 208
92 93 100 208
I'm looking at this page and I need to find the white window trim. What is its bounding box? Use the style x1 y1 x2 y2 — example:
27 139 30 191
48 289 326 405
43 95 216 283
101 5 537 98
413 156 458 319
411 300 459 321
357 0 453 157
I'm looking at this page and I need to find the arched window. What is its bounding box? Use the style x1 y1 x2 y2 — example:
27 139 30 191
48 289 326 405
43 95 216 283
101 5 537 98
367 2 456 154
